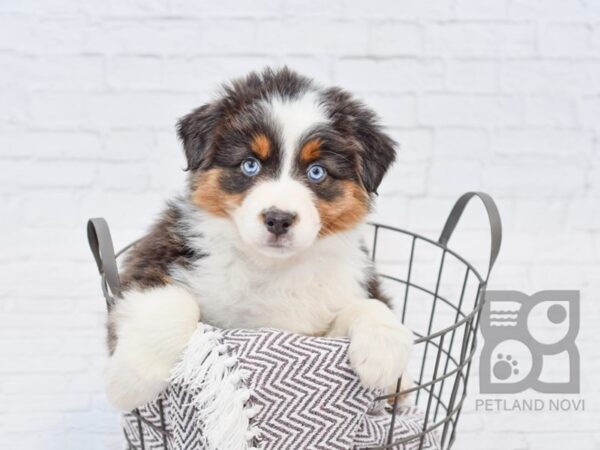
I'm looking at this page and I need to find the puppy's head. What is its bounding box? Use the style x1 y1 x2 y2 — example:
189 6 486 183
178 68 396 258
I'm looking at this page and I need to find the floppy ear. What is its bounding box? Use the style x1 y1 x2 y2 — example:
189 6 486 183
322 87 397 194
177 103 221 171
355 124 397 194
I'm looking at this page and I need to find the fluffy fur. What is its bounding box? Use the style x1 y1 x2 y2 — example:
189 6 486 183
106 68 412 410
107 285 200 410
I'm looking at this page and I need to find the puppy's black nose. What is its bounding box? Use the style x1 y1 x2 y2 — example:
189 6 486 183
262 209 297 236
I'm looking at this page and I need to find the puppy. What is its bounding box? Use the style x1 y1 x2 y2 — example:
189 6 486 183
106 67 413 410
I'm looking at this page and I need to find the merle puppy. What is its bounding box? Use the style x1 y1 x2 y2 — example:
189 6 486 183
107 68 412 410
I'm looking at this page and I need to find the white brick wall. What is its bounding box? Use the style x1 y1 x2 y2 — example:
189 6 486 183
1 1 599 448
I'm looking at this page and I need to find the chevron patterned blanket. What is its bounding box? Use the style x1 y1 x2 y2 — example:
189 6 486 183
122 325 440 450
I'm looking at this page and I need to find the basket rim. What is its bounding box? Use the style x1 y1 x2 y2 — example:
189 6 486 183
368 221 485 285
107 221 486 347
115 222 486 284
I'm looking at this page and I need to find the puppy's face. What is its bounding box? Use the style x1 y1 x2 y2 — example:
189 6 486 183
178 69 396 258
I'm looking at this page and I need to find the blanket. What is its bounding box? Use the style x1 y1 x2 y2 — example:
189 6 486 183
122 325 440 450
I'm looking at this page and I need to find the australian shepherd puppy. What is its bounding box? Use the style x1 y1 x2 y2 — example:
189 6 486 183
106 67 413 410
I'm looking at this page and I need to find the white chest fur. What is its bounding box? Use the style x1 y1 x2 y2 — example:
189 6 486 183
173 210 371 335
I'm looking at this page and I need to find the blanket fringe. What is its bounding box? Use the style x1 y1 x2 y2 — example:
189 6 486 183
170 324 260 450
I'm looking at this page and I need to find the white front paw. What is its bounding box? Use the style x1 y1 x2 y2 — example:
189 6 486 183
106 356 169 411
106 285 200 410
349 323 412 390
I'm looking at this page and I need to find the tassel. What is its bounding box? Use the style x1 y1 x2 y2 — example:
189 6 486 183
170 324 261 450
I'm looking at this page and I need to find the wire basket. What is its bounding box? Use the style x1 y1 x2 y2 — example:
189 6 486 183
88 191 502 450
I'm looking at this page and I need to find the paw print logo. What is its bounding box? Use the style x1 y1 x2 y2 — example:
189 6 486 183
493 354 519 380
480 291 579 394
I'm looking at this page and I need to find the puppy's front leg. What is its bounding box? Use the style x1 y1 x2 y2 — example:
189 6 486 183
106 284 200 410
328 299 413 391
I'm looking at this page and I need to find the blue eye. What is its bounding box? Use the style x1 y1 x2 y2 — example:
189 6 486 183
241 157 261 177
307 163 327 182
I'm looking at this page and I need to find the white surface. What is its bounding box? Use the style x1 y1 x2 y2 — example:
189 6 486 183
0 0 599 448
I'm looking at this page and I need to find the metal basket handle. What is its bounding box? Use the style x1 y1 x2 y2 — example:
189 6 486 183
438 192 502 282
87 218 121 307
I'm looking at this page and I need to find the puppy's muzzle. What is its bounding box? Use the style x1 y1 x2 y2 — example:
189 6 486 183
262 209 297 237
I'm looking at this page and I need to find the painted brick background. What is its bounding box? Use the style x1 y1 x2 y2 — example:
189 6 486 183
1 0 599 449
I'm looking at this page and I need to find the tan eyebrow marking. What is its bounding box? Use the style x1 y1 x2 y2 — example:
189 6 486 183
250 133 271 159
300 139 322 163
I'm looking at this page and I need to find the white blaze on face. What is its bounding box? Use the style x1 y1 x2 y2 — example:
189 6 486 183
232 91 329 258
269 92 328 175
